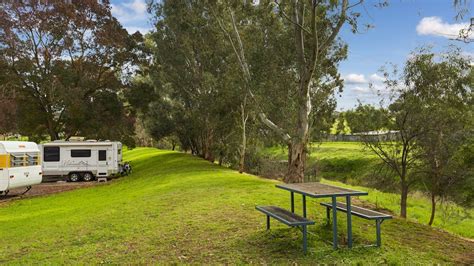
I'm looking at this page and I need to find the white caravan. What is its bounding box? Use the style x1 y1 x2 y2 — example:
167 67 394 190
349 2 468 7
40 141 123 182
0 141 42 194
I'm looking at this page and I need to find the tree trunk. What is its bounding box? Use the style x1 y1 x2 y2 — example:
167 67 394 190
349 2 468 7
285 73 311 183
238 102 247 174
238 140 246 174
47 119 59 140
218 152 224 166
428 193 436 226
400 182 409 218
285 140 306 183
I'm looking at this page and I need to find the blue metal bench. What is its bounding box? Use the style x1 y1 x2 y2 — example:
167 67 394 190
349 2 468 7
256 205 315 253
320 202 392 247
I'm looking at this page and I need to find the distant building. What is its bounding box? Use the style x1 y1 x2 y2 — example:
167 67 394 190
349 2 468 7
325 131 399 142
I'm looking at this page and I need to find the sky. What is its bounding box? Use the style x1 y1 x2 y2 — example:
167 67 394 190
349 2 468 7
110 0 474 111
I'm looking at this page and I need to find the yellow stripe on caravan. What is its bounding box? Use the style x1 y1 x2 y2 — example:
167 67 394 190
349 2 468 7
0 154 10 168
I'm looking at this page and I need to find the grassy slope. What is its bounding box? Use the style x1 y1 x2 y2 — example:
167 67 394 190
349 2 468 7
0 148 472 264
266 142 474 239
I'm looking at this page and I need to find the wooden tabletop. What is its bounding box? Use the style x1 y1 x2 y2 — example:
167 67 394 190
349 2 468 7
276 182 368 198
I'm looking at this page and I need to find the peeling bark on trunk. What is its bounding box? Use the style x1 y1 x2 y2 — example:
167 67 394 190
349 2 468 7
238 130 246 173
286 141 306 183
239 100 248 174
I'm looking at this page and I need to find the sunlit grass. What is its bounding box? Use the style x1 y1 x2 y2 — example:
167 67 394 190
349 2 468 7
0 148 471 264
266 142 474 238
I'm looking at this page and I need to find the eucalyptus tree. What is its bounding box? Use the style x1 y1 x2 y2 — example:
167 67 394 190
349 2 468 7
362 47 473 220
361 95 422 219
403 47 473 225
213 0 365 183
0 0 139 142
142 1 246 162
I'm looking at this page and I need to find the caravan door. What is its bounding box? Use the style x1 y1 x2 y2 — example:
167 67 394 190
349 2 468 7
96 149 109 177
42 146 61 176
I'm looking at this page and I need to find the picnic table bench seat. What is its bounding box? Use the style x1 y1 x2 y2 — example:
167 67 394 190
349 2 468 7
320 202 392 246
256 205 314 253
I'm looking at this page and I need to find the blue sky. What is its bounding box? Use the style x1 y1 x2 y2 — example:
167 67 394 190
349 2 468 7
111 0 473 110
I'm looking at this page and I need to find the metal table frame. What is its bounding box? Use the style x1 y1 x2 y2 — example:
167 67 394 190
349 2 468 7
276 183 368 249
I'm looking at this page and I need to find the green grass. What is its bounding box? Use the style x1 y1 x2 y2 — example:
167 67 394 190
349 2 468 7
266 142 380 183
266 142 474 239
0 148 472 264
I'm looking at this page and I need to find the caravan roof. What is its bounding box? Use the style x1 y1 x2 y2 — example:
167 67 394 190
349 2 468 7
0 141 40 153
41 141 120 147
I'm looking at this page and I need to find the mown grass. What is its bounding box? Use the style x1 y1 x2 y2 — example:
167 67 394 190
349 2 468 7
266 142 474 239
0 148 472 264
266 142 380 183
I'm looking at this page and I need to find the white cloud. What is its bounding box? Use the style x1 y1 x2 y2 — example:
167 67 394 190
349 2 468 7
352 86 371 94
124 0 147 15
416 16 468 38
111 0 152 34
369 73 385 82
112 0 147 22
344 73 367 84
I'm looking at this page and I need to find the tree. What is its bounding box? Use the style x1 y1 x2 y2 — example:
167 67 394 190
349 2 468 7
0 58 18 135
361 96 422 218
345 103 388 133
214 0 362 183
403 47 473 225
134 1 247 164
0 0 139 143
361 57 428 218
334 112 347 135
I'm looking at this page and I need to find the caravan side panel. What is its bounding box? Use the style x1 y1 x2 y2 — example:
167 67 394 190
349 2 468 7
7 165 42 189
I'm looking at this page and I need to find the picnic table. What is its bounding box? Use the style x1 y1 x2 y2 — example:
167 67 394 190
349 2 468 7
276 182 368 249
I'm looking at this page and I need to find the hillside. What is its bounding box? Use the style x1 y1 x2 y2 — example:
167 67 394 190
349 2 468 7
0 148 472 264
266 142 474 238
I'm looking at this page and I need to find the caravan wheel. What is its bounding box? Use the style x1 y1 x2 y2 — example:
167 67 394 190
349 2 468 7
82 172 94 182
69 173 80 182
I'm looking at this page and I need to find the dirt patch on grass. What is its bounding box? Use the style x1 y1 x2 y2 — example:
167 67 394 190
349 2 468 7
0 180 111 205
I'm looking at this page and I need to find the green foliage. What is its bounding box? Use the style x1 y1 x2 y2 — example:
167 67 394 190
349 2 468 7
0 148 472 263
401 47 473 213
128 1 248 161
344 103 389 133
0 1 139 144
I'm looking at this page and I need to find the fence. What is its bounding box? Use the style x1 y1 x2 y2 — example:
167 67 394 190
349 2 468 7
323 131 399 142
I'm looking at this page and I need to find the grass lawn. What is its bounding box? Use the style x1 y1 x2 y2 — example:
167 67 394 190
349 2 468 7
266 142 380 183
0 148 472 264
266 142 474 239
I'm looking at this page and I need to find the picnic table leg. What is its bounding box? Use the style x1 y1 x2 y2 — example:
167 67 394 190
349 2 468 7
332 196 338 249
376 219 381 247
302 195 307 218
346 195 353 248
266 215 270 230
291 192 295 213
302 225 308 254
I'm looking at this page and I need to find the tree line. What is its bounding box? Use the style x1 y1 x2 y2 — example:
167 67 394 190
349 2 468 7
0 1 472 224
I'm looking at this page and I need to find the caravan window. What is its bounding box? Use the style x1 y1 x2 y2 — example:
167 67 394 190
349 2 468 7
71 149 91 158
44 147 60 162
10 153 40 167
99 150 106 161
10 153 27 167
27 153 40 165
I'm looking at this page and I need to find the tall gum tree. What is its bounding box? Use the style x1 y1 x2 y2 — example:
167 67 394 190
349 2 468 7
215 0 363 183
